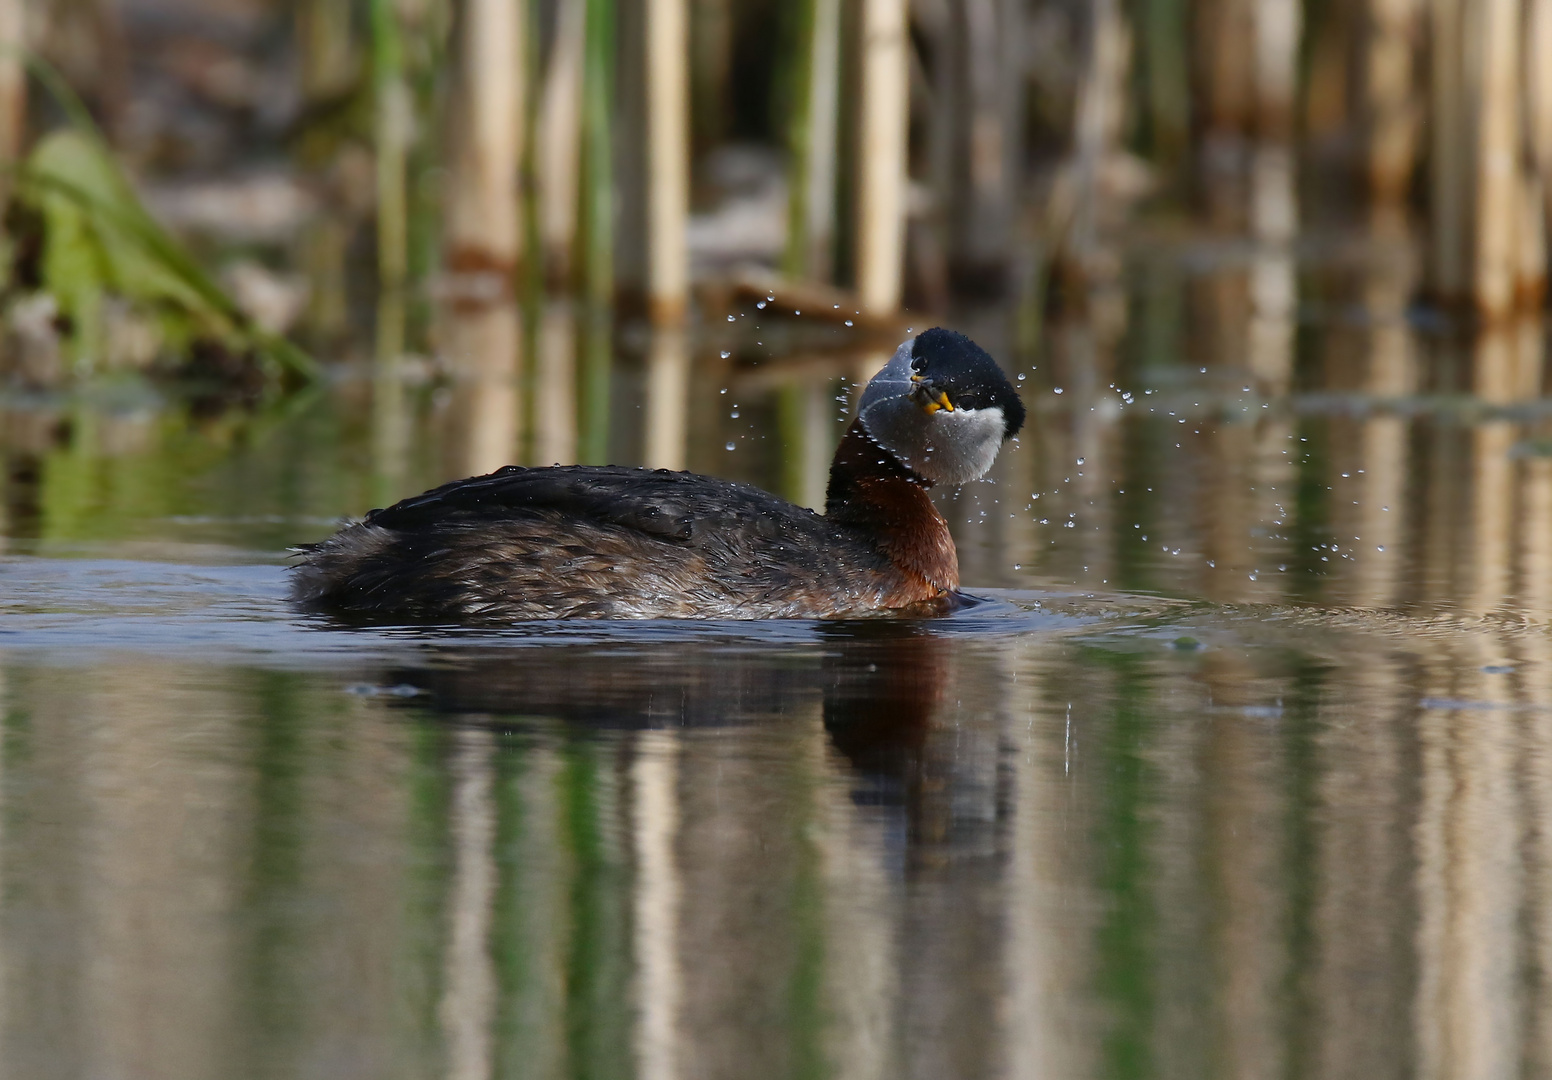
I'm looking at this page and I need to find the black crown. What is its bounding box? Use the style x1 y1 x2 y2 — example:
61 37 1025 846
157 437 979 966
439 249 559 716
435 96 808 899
910 328 1026 437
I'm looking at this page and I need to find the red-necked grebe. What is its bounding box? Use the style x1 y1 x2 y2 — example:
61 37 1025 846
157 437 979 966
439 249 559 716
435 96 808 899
291 327 1025 621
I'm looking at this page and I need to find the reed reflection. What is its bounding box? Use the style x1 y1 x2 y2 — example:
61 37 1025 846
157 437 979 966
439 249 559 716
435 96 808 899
438 298 522 480
1326 220 1418 610
14 613 1552 1075
1416 649 1523 1080
643 328 689 471
442 727 497 1080
534 299 579 467
372 291 412 504
775 379 833 511
631 731 681 1080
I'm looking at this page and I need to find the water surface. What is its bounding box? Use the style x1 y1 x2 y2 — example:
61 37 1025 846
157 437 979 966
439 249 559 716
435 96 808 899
3 236 1552 1077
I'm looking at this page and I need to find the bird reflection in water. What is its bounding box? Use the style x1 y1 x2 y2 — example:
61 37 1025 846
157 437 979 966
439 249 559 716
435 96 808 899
379 623 954 838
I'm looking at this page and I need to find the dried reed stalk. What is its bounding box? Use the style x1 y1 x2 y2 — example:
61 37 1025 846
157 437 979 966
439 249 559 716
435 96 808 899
1472 0 1522 318
537 0 584 286
1363 0 1421 202
855 0 908 315
1428 0 1468 299
1253 0 1301 139
646 0 689 323
445 0 525 275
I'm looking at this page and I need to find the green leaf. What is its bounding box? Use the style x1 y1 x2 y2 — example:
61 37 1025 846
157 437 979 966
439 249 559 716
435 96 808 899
16 129 320 381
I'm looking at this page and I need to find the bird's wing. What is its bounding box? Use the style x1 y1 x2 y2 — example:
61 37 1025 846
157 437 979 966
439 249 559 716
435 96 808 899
362 465 816 545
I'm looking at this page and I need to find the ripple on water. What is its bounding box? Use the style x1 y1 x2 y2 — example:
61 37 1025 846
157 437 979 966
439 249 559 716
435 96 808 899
0 556 1173 667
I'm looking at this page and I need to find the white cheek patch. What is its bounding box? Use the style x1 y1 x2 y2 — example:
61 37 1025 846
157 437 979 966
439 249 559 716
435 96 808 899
860 400 1005 485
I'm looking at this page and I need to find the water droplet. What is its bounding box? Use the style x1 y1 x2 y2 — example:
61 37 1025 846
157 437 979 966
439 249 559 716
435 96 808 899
1376 545 1385 552
727 314 736 322
1017 373 1027 381
1076 457 1085 465
794 310 801 315
756 300 767 309
725 441 736 451
844 320 853 327
1054 387 1063 394
720 350 731 359
720 388 728 394
730 410 740 418
1200 367 1207 373
1014 563 1022 570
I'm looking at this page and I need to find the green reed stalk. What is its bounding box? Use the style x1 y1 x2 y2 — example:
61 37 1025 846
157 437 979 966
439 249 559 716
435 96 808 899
580 0 615 307
405 0 452 310
785 0 841 282
299 0 356 103
1134 0 1189 170
575 0 613 464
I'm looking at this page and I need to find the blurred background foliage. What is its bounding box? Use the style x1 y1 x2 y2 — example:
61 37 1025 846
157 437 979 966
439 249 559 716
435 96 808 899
0 0 1542 395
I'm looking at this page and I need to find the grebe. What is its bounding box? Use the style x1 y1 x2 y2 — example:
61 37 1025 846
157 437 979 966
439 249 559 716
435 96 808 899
291 327 1025 621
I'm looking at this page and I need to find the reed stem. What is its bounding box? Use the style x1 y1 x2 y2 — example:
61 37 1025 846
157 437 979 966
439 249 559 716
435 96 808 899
1253 0 1300 139
646 0 689 323
1363 0 1421 202
300 0 356 103
1429 0 1467 298
1472 0 1521 318
783 0 816 282
581 0 615 307
537 0 584 287
1072 0 1125 268
1529 0 1552 212
855 0 908 315
1136 0 1189 168
445 0 525 275
784 0 841 284
372 0 411 292
0 0 26 172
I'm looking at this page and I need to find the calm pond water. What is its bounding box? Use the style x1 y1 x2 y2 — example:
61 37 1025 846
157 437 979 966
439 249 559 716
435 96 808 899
4 232 1552 1078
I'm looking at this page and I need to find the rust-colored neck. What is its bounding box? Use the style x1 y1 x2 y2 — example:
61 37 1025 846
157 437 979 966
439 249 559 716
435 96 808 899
825 419 958 597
